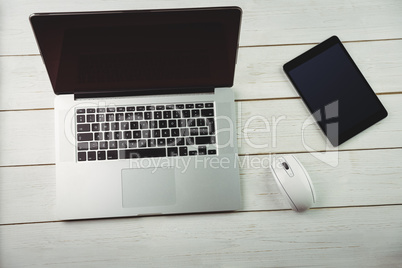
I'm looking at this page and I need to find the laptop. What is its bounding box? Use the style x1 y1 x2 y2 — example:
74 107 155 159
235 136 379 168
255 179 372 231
30 7 242 220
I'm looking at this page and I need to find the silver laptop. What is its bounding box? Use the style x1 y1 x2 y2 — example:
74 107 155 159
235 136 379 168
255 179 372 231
30 7 242 220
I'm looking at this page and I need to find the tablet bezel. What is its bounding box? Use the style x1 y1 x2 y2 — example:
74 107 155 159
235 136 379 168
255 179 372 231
283 36 388 146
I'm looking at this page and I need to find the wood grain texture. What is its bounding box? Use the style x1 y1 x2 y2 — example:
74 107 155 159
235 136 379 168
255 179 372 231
1 0 402 55
1 149 402 225
1 206 401 267
1 40 402 110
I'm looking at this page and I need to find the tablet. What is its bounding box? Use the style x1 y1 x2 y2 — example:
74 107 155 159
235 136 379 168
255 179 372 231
283 36 387 146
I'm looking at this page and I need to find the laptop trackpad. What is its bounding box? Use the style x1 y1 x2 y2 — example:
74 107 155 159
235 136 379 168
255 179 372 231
121 168 176 208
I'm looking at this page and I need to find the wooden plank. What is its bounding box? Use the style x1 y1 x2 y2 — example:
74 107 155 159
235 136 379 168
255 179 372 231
1 206 401 267
1 0 402 55
0 94 401 167
1 149 402 225
1 40 402 110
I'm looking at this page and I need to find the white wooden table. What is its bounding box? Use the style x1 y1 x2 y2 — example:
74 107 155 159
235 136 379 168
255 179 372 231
1 0 402 267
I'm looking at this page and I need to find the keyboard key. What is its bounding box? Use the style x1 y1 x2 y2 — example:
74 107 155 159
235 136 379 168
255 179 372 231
109 141 118 149
92 123 100 131
208 149 217 155
119 140 127 148
128 140 137 148
76 109 85 114
116 113 124 121
111 123 119 130
77 115 85 123
78 142 89 150
179 146 188 156
205 103 214 108
114 131 122 139
136 106 145 111
201 109 214 117
133 131 141 138
162 129 170 137
198 146 207 155
178 119 186 127
169 120 177 127
206 118 215 134
138 140 147 148
146 105 155 110
125 113 133 120
176 104 184 109
185 104 194 109
97 108 106 113
144 112 152 120
107 150 118 160
195 103 204 108
182 110 191 118
121 122 129 130
152 129 161 138
166 104 174 109
127 106 135 111
196 136 216 144
154 111 162 119
119 148 166 159
189 150 197 156
107 107 115 112
187 119 195 127
88 151 96 161
87 114 95 122
77 124 90 132
197 118 205 126
87 108 95 113
157 138 166 147
186 137 195 145
173 111 181 118
176 138 185 146
140 121 148 129
156 105 165 110
106 114 114 121
90 142 98 150
97 151 106 160
200 127 208 135
101 123 110 131
167 147 178 156
149 121 158 129
99 141 108 149
77 133 93 141
78 152 86 161
191 109 200 117
190 128 199 136
171 128 180 137
142 130 151 139
96 114 105 122
123 131 132 139
148 139 157 147
180 128 189 136
163 111 172 119
117 107 125 112
94 132 103 140
167 138 175 146
104 132 112 140
135 112 143 120
159 120 167 128
130 122 139 129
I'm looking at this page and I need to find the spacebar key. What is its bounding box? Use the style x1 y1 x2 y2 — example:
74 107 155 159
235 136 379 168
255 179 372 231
119 148 166 159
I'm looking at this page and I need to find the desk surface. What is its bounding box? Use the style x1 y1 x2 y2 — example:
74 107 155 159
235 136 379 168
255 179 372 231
1 0 402 267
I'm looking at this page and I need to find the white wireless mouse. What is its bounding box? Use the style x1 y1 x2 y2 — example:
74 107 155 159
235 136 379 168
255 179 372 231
270 155 316 212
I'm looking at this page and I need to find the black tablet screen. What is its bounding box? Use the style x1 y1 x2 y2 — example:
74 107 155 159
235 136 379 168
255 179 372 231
284 36 387 146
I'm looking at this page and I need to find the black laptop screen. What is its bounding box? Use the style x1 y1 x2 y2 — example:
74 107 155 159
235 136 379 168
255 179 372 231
30 7 242 95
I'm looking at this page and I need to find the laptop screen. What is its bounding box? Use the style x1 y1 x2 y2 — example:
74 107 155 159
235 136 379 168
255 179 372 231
30 7 242 95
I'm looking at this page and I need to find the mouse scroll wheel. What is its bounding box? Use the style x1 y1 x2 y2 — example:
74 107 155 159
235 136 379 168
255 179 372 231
282 162 290 170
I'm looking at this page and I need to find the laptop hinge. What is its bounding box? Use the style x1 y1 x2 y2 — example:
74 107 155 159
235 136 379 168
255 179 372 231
73 87 215 100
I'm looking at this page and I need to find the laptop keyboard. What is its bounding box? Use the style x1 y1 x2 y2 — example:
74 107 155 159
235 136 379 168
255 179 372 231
75 102 217 161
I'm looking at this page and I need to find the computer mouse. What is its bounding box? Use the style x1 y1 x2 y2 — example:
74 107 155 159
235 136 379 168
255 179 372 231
269 155 316 212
